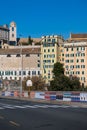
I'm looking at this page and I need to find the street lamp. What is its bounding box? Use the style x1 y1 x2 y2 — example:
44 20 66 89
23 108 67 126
19 34 23 97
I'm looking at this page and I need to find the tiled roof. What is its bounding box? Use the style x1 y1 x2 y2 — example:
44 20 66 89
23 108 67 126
18 38 42 44
71 33 87 38
0 48 41 55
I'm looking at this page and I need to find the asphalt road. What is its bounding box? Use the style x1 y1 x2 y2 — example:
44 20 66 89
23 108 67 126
0 98 87 130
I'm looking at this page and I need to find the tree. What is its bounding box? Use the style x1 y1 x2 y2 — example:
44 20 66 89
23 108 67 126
52 62 64 77
28 36 33 45
48 62 81 91
31 76 45 91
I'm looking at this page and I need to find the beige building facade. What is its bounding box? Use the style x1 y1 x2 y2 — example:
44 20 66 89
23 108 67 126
0 46 41 80
64 34 87 87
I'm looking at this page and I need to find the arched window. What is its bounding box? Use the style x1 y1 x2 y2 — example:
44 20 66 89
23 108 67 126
12 27 14 31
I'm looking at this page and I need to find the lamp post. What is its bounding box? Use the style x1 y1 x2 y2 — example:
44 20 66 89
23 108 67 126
19 34 23 97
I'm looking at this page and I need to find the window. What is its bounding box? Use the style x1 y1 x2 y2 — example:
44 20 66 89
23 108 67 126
19 71 21 75
51 54 55 58
5 71 10 75
81 77 85 81
77 59 79 63
28 71 30 75
52 59 54 63
7 54 11 57
76 65 80 68
66 48 68 51
23 71 26 75
12 34 14 37
38 64 40 67
81 65 85 68
77 47 79 51
70 60 73 63
62 58 64 61
14 71 17 75
48 49 50 52
26 54 30 57
44 49 46 52
52 49 54 52
47 38 51 42
10 71 13 75
52 39 55 43
65 60 69 63
82 71 84 75
44 55 46 58
16 54 20 57
70 65 74 69
12 27 14 31
81 47 85 51
32 71 36 75
38 71 40 75
65 54 69 57
81 53 85 57
71 48 73 51
48 75 50 79
37 54 40 57
81 59 84 62
76 71 80 74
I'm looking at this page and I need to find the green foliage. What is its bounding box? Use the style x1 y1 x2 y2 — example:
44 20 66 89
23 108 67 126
23 76 45 91
48 62 81 91
49 75 81 91
52 62 64 77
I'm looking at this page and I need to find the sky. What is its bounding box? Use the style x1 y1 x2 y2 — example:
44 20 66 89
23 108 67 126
1 0 87 39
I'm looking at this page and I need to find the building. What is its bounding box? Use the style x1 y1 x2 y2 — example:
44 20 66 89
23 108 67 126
41 35 64 84
0 21 17 48
0 46 41 80
9 21 17 46
0 24 9 48
64 33 87 87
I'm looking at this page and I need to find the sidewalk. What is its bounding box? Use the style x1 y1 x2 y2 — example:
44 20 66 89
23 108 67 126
0 96 87 108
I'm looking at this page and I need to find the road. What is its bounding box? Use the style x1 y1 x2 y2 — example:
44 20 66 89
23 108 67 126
0 98 87 130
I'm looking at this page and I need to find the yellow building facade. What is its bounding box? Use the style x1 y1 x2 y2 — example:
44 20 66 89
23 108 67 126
41 35 63 85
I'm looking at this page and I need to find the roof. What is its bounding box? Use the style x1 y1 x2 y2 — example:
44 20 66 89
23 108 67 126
0 26 9 31
18 38 42 44
71 33 87 38
0 48 41 55
67 33 87 42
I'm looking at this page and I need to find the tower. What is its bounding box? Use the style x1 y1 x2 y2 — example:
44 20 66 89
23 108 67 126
9 21 17 45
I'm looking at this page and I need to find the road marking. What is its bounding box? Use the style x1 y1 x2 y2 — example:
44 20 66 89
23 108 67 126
14 106 27 108
23 105 38 108
0 107 4 109
34 105 49 108
3 106 15 109
9 121 20 127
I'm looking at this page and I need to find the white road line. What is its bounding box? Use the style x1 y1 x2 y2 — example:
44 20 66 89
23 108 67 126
71 106 79 108
0 107 4 109
34 105 49 108
14 106 27 108
23 105 38 108
3 106 15 109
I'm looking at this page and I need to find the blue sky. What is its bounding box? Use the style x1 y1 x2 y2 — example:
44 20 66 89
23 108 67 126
1 0 87 39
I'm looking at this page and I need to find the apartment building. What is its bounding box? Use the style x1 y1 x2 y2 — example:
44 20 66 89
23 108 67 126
64 33 87 87
0 46 41 80
41 35 64 84
0 24 9 47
